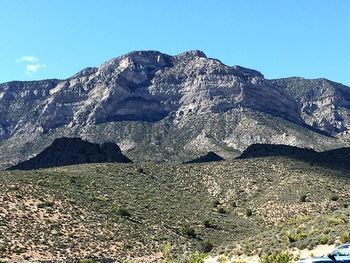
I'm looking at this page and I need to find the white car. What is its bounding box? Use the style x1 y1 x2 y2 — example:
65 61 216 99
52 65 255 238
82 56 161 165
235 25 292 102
298 243 350 262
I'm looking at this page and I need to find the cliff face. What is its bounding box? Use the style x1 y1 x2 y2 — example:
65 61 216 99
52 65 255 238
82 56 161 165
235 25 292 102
1 50 350 168
272 77 350 135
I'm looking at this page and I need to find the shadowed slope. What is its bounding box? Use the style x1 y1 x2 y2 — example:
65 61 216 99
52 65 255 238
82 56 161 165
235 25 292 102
184 151 224 164
238 143 350 170
9 137 132 170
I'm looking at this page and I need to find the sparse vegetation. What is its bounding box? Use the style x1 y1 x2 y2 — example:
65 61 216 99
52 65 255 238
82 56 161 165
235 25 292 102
180 224 196 238
319 234 328 245
299 194 307 202
245 208 253 217
116 207 131 217
339 231 350 243
259 251 294 263
1 157 350 261
217 207 226 214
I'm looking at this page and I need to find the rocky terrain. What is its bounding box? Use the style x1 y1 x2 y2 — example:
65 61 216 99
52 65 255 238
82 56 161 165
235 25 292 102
2 50 350 168
1 157 350 262
8 137 132 170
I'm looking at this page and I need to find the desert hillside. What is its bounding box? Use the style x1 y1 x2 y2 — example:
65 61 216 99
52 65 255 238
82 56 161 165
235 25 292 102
1 157 350 262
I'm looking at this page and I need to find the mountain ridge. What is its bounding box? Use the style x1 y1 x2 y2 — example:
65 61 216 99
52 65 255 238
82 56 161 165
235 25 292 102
1 50 350 168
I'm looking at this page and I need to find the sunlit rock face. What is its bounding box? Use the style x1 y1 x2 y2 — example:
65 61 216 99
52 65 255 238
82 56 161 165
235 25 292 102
1 50 350 168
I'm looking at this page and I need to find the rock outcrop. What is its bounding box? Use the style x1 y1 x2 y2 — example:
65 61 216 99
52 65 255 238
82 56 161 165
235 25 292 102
1 50 350 168
9 137 132 170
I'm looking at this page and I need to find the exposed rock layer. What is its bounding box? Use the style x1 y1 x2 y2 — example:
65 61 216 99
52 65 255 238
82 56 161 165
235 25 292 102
1 50 350 168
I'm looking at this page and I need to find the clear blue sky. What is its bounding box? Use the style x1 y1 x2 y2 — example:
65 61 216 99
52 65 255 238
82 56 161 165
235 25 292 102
1 0 350 85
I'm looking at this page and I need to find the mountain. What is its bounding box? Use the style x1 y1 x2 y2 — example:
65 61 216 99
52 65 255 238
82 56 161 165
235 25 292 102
1 50 350 168
8 137 132 170
184 151 224 164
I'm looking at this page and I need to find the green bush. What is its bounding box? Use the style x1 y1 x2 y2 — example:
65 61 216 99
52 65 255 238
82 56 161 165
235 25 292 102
330 195 339 201
326 217 344 226
299 194 307 202
188 252 206 263
259 251 293 263
161 242 172 258
319 235 328 245
79 259 99 263
245 208 253 217
180 224 196 238
116 207 131 217
340 232 350 243
287 231 307 243
217 207 226 214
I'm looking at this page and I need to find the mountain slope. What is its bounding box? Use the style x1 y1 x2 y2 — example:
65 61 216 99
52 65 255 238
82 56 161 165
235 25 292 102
1 158 350 261
1 50 350 168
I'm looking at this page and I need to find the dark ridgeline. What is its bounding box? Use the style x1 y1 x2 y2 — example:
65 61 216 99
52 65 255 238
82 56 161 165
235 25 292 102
184 151 224 164
9 137 132 170
237 143 350 170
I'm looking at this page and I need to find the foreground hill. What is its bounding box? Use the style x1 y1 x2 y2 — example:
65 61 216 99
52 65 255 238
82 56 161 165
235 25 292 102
8 137 132 170
1 50 350 168
1 157 350 261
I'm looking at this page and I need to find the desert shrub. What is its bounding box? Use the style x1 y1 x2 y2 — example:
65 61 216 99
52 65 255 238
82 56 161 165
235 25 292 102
135 166 144 173
187 252 206 263
299 194 307 202
212 200 220 207
217 207 226 214
161 242 172 258
116 207 131 217
245 208 253 217
319 235 328 245
197 240 213 253
79 259 99 263
14 191 23 198
287 230 307 243
259 250 293 263
326 217 344 226
217 256 228 263
340 232 350 243
37 201 54 208
180 224 196 238
330 195 339 201
203 219 214 228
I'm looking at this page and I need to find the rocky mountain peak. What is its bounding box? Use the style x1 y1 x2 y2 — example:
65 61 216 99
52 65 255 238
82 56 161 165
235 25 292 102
175 50 207 59
1 50 350 168
71 67 98 79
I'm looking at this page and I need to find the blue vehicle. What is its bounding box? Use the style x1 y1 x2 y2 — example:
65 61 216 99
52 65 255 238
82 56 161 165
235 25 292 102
298 243 350 262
